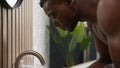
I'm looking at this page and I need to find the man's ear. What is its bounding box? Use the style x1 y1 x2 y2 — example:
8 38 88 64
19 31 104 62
65 0 75 6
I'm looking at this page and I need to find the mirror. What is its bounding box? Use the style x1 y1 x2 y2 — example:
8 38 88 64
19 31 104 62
0 0 23 9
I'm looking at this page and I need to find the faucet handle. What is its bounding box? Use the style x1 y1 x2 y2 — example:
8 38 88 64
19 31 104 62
15 50 45 68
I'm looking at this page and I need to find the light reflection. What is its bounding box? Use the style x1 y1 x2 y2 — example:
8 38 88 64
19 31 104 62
6 0 17 7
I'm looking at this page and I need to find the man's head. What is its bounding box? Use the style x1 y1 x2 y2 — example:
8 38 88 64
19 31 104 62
40 0 99 31
40 0 80 31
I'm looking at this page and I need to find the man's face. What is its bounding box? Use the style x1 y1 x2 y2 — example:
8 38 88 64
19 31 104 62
42 0 79 31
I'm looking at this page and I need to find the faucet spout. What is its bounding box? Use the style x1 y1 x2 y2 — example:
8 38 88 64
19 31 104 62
15 50 45 68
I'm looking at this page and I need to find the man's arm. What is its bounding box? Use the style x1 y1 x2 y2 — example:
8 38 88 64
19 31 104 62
97 0 120 67
89 35 112 68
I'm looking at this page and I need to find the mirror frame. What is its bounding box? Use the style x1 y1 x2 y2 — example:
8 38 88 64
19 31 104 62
0 0 23 9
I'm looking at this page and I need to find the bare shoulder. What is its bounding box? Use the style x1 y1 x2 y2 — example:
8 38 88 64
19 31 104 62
97 0 120 36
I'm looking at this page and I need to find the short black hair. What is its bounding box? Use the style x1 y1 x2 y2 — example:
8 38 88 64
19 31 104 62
39 0 47 7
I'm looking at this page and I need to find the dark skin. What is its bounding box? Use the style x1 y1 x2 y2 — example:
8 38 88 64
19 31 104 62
40 0 120 67
97 0 120 67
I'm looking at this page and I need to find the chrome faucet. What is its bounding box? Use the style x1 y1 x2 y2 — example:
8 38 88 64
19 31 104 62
15 50 45 68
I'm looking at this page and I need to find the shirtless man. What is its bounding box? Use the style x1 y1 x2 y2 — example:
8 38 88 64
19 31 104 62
40 0 120 67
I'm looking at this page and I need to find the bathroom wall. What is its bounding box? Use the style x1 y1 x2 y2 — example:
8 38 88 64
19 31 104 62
33 0 50 68
0 0 33 68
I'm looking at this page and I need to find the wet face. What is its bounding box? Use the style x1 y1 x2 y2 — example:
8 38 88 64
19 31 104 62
41 0 79 31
